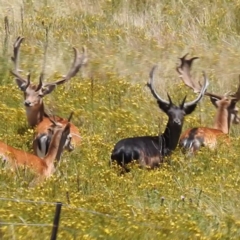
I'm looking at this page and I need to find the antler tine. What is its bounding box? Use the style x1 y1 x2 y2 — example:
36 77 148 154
11 37 24 71
44 46 88 87
177 53 200 93
178 54 224 100
49 112 73 126
183 71 209 108
10 36 29 87
49 117 57 126
35 72 44 92
47 109 57 126
147 65 169 105
200 87 224 100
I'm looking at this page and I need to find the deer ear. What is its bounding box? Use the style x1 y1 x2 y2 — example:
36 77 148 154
15 78 25 89
157 101 170 113
40 84 56 96
184 104 197 115
16 78 31 91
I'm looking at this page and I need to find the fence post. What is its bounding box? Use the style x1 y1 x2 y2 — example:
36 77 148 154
50 202 62 240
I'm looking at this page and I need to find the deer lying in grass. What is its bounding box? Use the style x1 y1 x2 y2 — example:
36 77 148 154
110 65 209 172
11 37 87 159
178 54 240 154
0 112 73 183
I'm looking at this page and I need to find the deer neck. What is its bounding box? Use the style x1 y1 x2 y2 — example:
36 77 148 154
0 142 47 175
43 130 63 176
25 102 45 127
213 106 229 134
161 120 183 155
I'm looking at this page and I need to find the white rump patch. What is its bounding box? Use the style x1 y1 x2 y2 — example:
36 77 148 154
37 135 49 159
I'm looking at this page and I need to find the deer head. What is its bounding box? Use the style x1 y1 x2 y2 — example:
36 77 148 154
147 65 209 126
47 112 74 161
11 37 87 116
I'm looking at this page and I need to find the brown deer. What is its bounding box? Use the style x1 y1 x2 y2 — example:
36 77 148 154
110 65 209 172
177 54 240 154
11 37 87 159
0 112 73 183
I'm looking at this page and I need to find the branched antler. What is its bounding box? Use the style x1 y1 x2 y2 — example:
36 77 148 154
11 37 30 90
176 53 223 99
11 36 88 91
43 47 87 87
177 53 240 124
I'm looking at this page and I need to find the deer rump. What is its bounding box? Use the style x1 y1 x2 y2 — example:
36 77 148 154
179 127 230 153
111 136 166 169
177 54 239 154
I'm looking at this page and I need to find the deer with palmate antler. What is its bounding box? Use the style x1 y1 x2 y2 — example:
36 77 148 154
110 65 209 172
177 54 240 154
11 37 87 159
0 112 73 184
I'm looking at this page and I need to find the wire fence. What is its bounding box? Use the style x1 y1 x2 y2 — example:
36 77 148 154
0 198 62 240
0 222 52 227
0 197 118 219
0 196 167 239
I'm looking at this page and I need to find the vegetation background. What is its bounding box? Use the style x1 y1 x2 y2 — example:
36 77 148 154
1 0 240 239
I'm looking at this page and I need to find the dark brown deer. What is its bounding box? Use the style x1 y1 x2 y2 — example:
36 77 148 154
11 37 87 159
110 65 209 172
178 54 240 154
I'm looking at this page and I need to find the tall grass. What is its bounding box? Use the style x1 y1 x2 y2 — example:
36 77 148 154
0 0 240 239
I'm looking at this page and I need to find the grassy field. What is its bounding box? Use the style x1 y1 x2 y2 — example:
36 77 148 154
1 0 240 239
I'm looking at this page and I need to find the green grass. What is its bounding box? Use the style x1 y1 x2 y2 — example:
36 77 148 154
1 0 240 239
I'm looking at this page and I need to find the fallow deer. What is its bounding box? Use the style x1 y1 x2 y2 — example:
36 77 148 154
110 65 209 172
178 54 240 154
11 37 87 159
0 112 73 183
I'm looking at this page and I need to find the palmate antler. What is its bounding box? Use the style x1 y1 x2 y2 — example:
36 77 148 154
11 36 88 90
176 54 224 99
176 54 240 124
